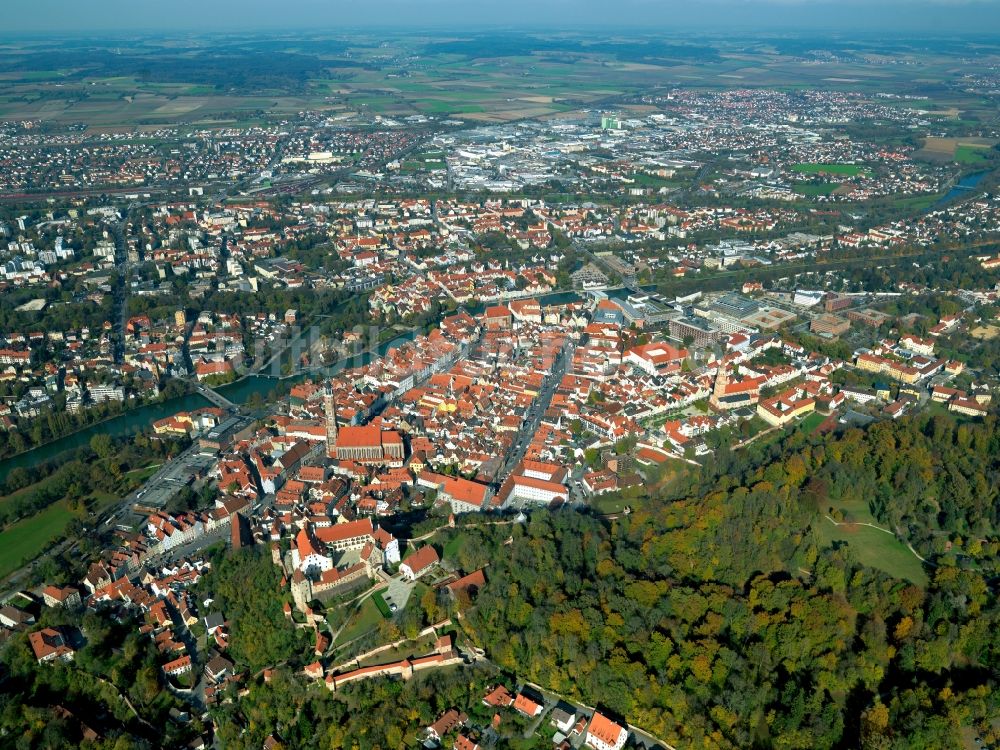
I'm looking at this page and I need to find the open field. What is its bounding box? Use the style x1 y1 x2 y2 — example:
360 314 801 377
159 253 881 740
970 324 1000 340
885 192 944 212
816 519 928 586
0 503 74 578
955 145 992 165
812 461 928 585
630 172 683 189
590 494 631 515
915 136 998 163
0 34 997 128
792 163 869 177
0 491 115 578
333 596 386 646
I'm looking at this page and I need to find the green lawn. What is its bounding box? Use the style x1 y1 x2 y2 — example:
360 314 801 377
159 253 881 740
888 192 943 212
799 411 828 435
0 501 75 578
333 597 385 647
0 480 117 578
410 581 432 610
590 494 638 515
816 519 928 586
954 145 990 165
415 100 486 114
355 632 437 667
401 151 446 169
400 160 446 174
792 163 869 177
125 462 162 482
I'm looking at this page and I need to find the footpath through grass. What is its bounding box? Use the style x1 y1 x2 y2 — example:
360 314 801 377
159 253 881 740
816 519 928 586
333 596 385 647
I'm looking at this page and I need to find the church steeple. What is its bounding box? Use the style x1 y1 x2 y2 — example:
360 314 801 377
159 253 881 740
709 360 729 411
713 361 729 398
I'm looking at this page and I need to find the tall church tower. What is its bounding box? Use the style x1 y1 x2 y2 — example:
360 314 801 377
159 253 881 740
324 383 338 458
714 363 728 397
710 361 729 410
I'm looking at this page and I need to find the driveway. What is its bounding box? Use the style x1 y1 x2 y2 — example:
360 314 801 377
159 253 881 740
382 575 417 613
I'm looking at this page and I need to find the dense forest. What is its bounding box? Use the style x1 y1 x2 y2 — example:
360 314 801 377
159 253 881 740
791 414 1000 573
453 412 1000 749
210 666 524 750
194 547 312 673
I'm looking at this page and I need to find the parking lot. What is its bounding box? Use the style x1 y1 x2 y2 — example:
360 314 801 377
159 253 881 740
134 449 217 511
381 575 417 613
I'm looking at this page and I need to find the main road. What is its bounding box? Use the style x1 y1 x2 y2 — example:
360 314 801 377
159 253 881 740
497 338 575 488
107 219 130 364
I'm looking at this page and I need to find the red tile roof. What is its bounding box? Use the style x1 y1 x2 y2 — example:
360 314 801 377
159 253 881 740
401 545 439 576
588 711 627 747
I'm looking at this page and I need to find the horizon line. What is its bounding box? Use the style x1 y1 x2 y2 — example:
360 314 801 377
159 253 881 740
2 26 1000 38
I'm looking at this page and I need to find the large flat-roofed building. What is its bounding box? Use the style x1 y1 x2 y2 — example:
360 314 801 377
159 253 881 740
616 294 675 327
811 313 851 337
847 309 892 328
742 307 797 331
711 293 760 320
199 417 244 452
848 308 892 328
824 293 853 313
592 299 625 326
669 315 724 347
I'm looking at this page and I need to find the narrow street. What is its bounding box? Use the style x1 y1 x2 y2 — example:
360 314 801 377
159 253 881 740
498 339 575 486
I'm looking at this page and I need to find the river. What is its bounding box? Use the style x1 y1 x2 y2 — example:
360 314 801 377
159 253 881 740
934 170 990 208
0 289 585 485
0 393 213 485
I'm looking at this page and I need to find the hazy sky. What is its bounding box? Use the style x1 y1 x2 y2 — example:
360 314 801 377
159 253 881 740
4 0 1000 34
